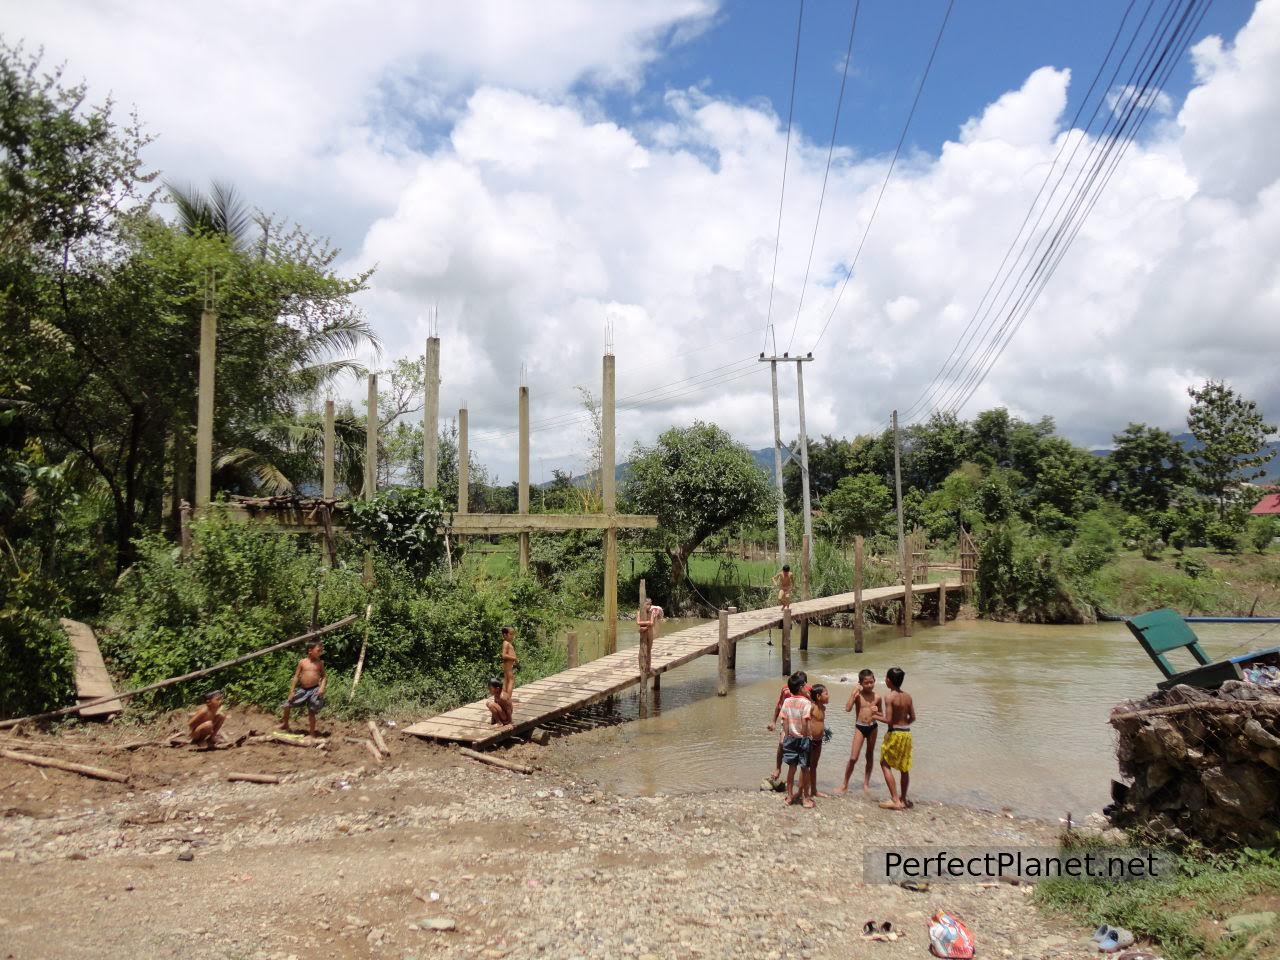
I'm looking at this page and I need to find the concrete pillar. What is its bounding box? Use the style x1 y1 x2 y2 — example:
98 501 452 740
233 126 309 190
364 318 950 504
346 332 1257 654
727 606 738 670
602 353 617 654
322 400 335 499
854 535 865 654
457 407 469 515
423 336 440 489
194 306 217 508
795 359 814 573
518 385 530 571
769 360 787 565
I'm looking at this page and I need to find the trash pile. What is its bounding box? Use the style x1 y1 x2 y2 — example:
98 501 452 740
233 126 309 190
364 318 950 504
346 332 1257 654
1108 680 1280 846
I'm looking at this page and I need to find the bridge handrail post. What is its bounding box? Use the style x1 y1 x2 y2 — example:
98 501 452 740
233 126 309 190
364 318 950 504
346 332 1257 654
716 609 730 696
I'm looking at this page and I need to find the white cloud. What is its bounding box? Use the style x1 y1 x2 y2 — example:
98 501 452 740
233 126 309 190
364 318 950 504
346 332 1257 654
9 0 1280 480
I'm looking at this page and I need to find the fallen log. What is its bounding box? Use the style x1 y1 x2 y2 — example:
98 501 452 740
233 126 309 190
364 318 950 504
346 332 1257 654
0 614 359 729
1111 699 1280 723
368 721 390 757
0 749 128 783
362 739 384 764
227 772 280 784
458 747 533 775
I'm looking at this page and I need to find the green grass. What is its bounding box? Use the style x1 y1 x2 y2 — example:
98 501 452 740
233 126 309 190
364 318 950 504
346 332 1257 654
1093 547 1280 616
1037 842 1280 959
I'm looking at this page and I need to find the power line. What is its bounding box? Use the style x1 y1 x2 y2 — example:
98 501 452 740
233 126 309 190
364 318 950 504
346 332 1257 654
809 0 956 352
929 0 1211 421
899 0 1144 423
763 0 806 355
785 0 861 355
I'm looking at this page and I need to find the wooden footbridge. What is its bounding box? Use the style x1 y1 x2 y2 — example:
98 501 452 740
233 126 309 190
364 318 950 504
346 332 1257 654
405 578 957 748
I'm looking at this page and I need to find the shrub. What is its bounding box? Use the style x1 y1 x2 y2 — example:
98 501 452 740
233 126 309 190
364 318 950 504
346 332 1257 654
1205 520 1241 554
347 488 449 577
0 569 75 718
1246 516 1276 554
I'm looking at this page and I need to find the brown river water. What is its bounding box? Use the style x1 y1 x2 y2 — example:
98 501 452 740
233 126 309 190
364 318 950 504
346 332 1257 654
546 616 1280 820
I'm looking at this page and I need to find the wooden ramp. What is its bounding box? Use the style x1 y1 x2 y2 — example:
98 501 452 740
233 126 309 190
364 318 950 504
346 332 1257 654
60 619 123 719
405 580 955 748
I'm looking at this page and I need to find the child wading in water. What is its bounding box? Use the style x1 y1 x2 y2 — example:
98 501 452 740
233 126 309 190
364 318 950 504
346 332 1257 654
778 672 814 808
280 640 326 737
771 565 794 610
877 666 916 810
767 670 809 784
838 669 883 794
805 684 831 800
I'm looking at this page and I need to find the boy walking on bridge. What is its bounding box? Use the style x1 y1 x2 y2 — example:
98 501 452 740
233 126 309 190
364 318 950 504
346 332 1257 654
771 565 794 610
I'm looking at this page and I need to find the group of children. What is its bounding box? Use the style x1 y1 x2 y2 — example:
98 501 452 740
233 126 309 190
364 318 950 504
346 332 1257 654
768 665 916 810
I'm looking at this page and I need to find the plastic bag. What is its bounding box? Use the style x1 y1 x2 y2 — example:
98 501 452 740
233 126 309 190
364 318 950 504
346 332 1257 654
928 910 975 958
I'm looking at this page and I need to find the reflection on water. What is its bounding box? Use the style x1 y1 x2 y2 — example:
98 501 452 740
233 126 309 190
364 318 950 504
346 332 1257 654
547 617 1279 819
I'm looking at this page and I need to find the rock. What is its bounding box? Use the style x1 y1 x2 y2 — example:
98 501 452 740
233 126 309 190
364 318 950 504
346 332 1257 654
1224 911 1278 936
176 851 194 862
1202 765 1275 818
419 917 457 932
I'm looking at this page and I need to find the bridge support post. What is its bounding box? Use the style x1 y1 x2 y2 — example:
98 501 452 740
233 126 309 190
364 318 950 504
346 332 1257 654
566 631 578 669
902 531 914 638
781 608 792 676
727 607 737 669
800 618 809 651
854 535 865 654
518 384 530 571
363 373 377 585
937 582 947 625
716 609 730 696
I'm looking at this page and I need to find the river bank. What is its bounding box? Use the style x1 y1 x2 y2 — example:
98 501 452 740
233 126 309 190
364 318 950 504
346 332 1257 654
0 712 1086 960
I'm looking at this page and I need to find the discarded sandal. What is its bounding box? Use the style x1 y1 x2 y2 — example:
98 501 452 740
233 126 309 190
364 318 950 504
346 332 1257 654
1097 927 1135 953
900 879 931 892
862 920 893 935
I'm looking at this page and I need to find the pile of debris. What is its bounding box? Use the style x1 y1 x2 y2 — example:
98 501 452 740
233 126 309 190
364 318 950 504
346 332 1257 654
1109 681 1280 846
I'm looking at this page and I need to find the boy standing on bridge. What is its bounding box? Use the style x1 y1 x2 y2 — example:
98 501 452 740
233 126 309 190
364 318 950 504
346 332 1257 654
771 565 794 610
877 667 916 810
500 626 518 699
779 672 814 808
636 598 663 678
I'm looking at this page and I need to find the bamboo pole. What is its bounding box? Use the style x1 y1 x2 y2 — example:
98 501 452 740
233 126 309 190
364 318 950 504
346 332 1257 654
348 604 373 700
937 582 947 625
0 615 359 729
458 747 533 774
367 720 390 757
228 772 280 784
0 749 128 782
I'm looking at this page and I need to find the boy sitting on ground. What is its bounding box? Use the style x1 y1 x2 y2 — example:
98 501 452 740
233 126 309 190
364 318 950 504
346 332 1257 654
877 666 916 811
779 671 814 808
280 640 327 737
188 689 226 749
486 677 513 726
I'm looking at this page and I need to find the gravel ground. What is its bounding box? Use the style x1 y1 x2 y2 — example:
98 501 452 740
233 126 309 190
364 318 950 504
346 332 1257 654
0 721 1092 960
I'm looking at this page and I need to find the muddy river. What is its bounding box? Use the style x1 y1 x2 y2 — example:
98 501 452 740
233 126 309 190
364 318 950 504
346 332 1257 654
547 616 1280 819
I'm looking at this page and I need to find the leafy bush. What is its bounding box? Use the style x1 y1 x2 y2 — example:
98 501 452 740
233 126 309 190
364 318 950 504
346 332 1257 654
1247 516 1276 554
347 488 449 576
977 523 1096 623
1205 520 1241 554
104 514 565 715
0 568 75 718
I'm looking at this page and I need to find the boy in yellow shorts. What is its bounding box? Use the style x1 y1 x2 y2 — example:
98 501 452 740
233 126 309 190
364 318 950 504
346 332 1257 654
877 666 916 810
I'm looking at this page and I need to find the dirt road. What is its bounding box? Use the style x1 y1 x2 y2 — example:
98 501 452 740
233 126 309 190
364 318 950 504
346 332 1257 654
0 713 1087 959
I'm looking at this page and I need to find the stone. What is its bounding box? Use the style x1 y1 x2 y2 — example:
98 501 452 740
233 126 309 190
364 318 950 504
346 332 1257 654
176 851 194 862
419 917 457 932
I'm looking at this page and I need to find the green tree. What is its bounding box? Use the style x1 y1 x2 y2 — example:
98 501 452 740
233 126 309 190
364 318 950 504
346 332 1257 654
821 473 892 541
903 412 973 492
625 422 774 591
783 434 853 511
1104 423 1188 515
1186 380 1277 520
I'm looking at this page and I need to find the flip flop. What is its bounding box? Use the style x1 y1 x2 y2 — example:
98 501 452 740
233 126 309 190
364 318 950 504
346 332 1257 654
899 879 930 892
1098 927 1135 953
1092 925 1114 944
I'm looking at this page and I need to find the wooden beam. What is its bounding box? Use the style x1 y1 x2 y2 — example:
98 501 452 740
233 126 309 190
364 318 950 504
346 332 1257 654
452 513 656 534
937 581 947 625
566 631 578 669
194 305 217 507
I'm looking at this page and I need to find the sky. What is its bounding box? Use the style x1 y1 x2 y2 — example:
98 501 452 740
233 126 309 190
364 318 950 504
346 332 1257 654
5 0 1276 483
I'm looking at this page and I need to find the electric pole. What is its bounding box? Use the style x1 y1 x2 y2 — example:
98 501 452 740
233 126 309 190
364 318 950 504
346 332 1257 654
892 409 906 582
760 348 816 573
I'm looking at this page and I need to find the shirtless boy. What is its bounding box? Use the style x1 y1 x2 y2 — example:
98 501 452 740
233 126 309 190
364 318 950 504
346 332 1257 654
636 598 662 675
280 640 326 737
188 689 226 748
771 565 794 610
877 666 916 810
485 677 513 725
805 684 831 801
838 669 883 794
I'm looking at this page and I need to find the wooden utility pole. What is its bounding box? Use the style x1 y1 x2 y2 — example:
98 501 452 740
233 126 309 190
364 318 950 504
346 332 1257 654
194 301 217 508
602 352 618 654
853 535 865 653
892 409 906 582
795 356 814 573
518 385 530 571
322 400 335 499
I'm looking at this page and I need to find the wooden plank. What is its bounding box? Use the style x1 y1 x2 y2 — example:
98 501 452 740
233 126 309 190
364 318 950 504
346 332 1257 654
61 619 123 718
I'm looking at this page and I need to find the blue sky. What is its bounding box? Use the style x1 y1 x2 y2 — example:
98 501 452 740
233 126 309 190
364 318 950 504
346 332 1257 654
631 0 1256 155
